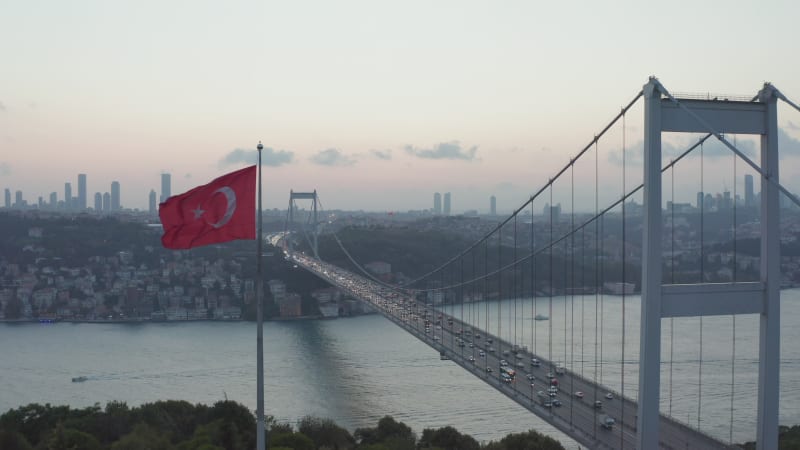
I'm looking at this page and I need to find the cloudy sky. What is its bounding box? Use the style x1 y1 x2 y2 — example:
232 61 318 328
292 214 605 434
1 0 799 213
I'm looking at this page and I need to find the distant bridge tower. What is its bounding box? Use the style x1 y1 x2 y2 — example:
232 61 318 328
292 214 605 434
288 190 319 258
639 78 781 450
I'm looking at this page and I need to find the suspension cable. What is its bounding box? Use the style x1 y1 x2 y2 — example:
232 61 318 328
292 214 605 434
389 91 644 289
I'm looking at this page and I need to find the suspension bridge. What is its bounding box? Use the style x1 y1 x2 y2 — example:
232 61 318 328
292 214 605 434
281 77 800 449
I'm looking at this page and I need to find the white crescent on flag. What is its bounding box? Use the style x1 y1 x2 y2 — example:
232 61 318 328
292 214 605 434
208 186 237 228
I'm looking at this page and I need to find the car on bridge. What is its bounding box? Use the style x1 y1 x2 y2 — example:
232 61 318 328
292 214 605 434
574 391 584 399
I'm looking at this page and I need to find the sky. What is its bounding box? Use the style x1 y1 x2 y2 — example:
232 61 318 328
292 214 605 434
2 0 800 214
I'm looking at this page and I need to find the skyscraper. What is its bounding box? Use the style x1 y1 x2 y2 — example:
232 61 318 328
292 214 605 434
443 192 451 216
49 192 57 208
64 183 72 210
149 189 157 215
745 174 754 208
15 191 23 208
697 192 703 210
102 192 111 211
433 192 442 215
3 188 10 208
111 181 121 211
94 192 102 211
490 195 496 215
161 173 171 203
78 173 87 210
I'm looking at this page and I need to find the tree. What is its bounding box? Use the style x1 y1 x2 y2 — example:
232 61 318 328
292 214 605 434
297 416 355 449
483 430 565 450
39 422 102 450
206 400 255 450
0 429 33 450
111 423 171 450
418 426 479 450
270 431 315 450
354 416 415 450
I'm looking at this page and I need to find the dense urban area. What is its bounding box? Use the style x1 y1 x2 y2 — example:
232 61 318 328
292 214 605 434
3 195 800 323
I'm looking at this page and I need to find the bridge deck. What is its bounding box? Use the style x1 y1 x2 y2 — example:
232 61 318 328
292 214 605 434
292 253 734 450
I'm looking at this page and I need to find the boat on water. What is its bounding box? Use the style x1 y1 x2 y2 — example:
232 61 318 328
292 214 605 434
534 314 549 321
71 376 88 383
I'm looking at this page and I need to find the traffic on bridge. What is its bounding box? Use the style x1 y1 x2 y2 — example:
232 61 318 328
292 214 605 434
289 251 733 450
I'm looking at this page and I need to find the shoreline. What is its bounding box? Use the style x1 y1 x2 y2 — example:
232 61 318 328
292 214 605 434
0 312 376 325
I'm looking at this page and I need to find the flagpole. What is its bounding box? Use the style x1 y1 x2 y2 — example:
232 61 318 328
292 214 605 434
256 141 266 450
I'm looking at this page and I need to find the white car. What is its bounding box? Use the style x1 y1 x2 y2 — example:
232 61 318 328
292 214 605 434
605 392 614 400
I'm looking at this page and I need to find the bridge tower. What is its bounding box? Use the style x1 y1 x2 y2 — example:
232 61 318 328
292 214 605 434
288 190 319 258
639 78 781 450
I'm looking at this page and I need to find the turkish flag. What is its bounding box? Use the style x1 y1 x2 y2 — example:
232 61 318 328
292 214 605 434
159 165 256 249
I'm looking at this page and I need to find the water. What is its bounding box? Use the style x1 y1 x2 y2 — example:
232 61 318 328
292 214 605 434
1 289 799 447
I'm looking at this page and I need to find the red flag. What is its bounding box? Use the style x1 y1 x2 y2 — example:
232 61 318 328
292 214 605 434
159 166 256 249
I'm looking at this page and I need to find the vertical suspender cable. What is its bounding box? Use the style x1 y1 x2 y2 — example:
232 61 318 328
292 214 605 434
581 226 585 377
514 214 518 355
730 135 737 443
497 229 502 358
485 240 489 368
460 256 464 358
570 162 576 425
594 139 600 428
549 184 554 376
670 163 676 417
698 143 704 429
532 201 537 356
621 111 627 449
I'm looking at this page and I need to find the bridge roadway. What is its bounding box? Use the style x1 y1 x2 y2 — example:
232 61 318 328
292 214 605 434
291 253 734 449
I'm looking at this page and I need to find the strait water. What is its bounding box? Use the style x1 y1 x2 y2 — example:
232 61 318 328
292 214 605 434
1 289 799 447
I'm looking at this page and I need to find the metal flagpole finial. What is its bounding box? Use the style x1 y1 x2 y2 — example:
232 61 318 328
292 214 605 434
257 141 263 151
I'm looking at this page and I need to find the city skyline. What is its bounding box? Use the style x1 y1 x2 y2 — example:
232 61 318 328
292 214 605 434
1 2 799 213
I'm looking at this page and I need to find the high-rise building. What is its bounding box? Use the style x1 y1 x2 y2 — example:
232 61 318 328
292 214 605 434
433 192 442 215
102 192 111 211
111 181 121 211
64 183 72 210
696 192 704 210
49 192 57 208
94 192 102 211
77 174 87 210
15 190 23 208
38 197 44 208
149 189 157 215
161 173 171 203
3 188 10 208
443 192 451 216
490 195 497 215
745 174 754 208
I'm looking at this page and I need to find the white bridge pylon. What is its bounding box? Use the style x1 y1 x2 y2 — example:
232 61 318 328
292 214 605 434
639 77 781 450
288 189 319 258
